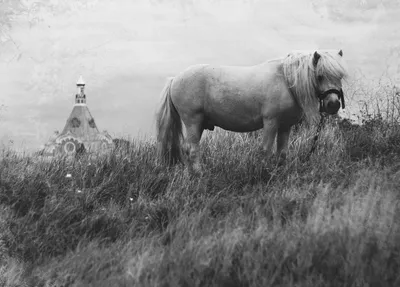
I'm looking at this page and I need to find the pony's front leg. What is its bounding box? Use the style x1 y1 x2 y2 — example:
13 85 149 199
277 126 291 164
261 119 278 164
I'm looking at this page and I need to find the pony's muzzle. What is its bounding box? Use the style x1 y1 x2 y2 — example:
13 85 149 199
326 98 340 114
322 93 341 114
319 88 344 114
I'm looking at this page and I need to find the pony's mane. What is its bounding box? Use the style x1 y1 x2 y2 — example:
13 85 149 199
282 50 348 124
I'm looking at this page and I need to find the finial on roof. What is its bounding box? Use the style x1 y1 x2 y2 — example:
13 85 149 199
76 75 85 86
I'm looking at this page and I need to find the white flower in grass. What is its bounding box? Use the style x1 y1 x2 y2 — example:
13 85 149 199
129 197 134 202
66 173 72 178
76 189 82 193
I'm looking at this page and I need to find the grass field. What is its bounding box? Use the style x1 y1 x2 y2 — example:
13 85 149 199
1 85 400 286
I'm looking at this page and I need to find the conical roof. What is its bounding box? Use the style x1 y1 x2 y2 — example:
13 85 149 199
61 104 101 142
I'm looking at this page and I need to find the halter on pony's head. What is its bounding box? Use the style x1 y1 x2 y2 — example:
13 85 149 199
317 88 345 112
313 50 346 114
282 49 348 124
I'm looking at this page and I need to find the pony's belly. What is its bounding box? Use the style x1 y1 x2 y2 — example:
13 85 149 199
204 93 264 132
206 114 263 132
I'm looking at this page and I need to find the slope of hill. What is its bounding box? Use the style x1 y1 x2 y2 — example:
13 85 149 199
1 99 400 285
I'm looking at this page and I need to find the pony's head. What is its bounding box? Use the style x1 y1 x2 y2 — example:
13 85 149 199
283 49 348 124
313 49 348 114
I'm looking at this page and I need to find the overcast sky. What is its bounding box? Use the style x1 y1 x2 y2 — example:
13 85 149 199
0 0 399 152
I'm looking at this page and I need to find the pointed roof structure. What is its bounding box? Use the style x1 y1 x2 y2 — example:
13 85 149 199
77 75 85 86
42 76 114 156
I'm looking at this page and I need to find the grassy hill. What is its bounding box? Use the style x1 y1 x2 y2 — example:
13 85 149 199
1 86 400 286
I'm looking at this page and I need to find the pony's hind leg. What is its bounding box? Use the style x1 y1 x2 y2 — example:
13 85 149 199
183 123 204 175
277 126 291 163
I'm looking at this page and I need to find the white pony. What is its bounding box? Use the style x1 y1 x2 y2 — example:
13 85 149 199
156 50 348 173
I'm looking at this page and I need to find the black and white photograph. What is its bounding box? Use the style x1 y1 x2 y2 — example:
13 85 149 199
0 0 399 286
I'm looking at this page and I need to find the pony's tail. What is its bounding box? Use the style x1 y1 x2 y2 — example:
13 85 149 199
156 77 183 166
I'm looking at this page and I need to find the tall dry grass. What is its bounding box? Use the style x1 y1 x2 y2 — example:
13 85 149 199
0 81 400 286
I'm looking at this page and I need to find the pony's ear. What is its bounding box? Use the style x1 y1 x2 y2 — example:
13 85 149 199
338 49 343 57
313 51 321 66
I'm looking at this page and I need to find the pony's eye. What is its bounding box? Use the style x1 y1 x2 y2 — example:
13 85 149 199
317 75 323 82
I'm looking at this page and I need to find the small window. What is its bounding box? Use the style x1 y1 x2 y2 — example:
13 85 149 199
88 118 96 128
71 117 81 128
